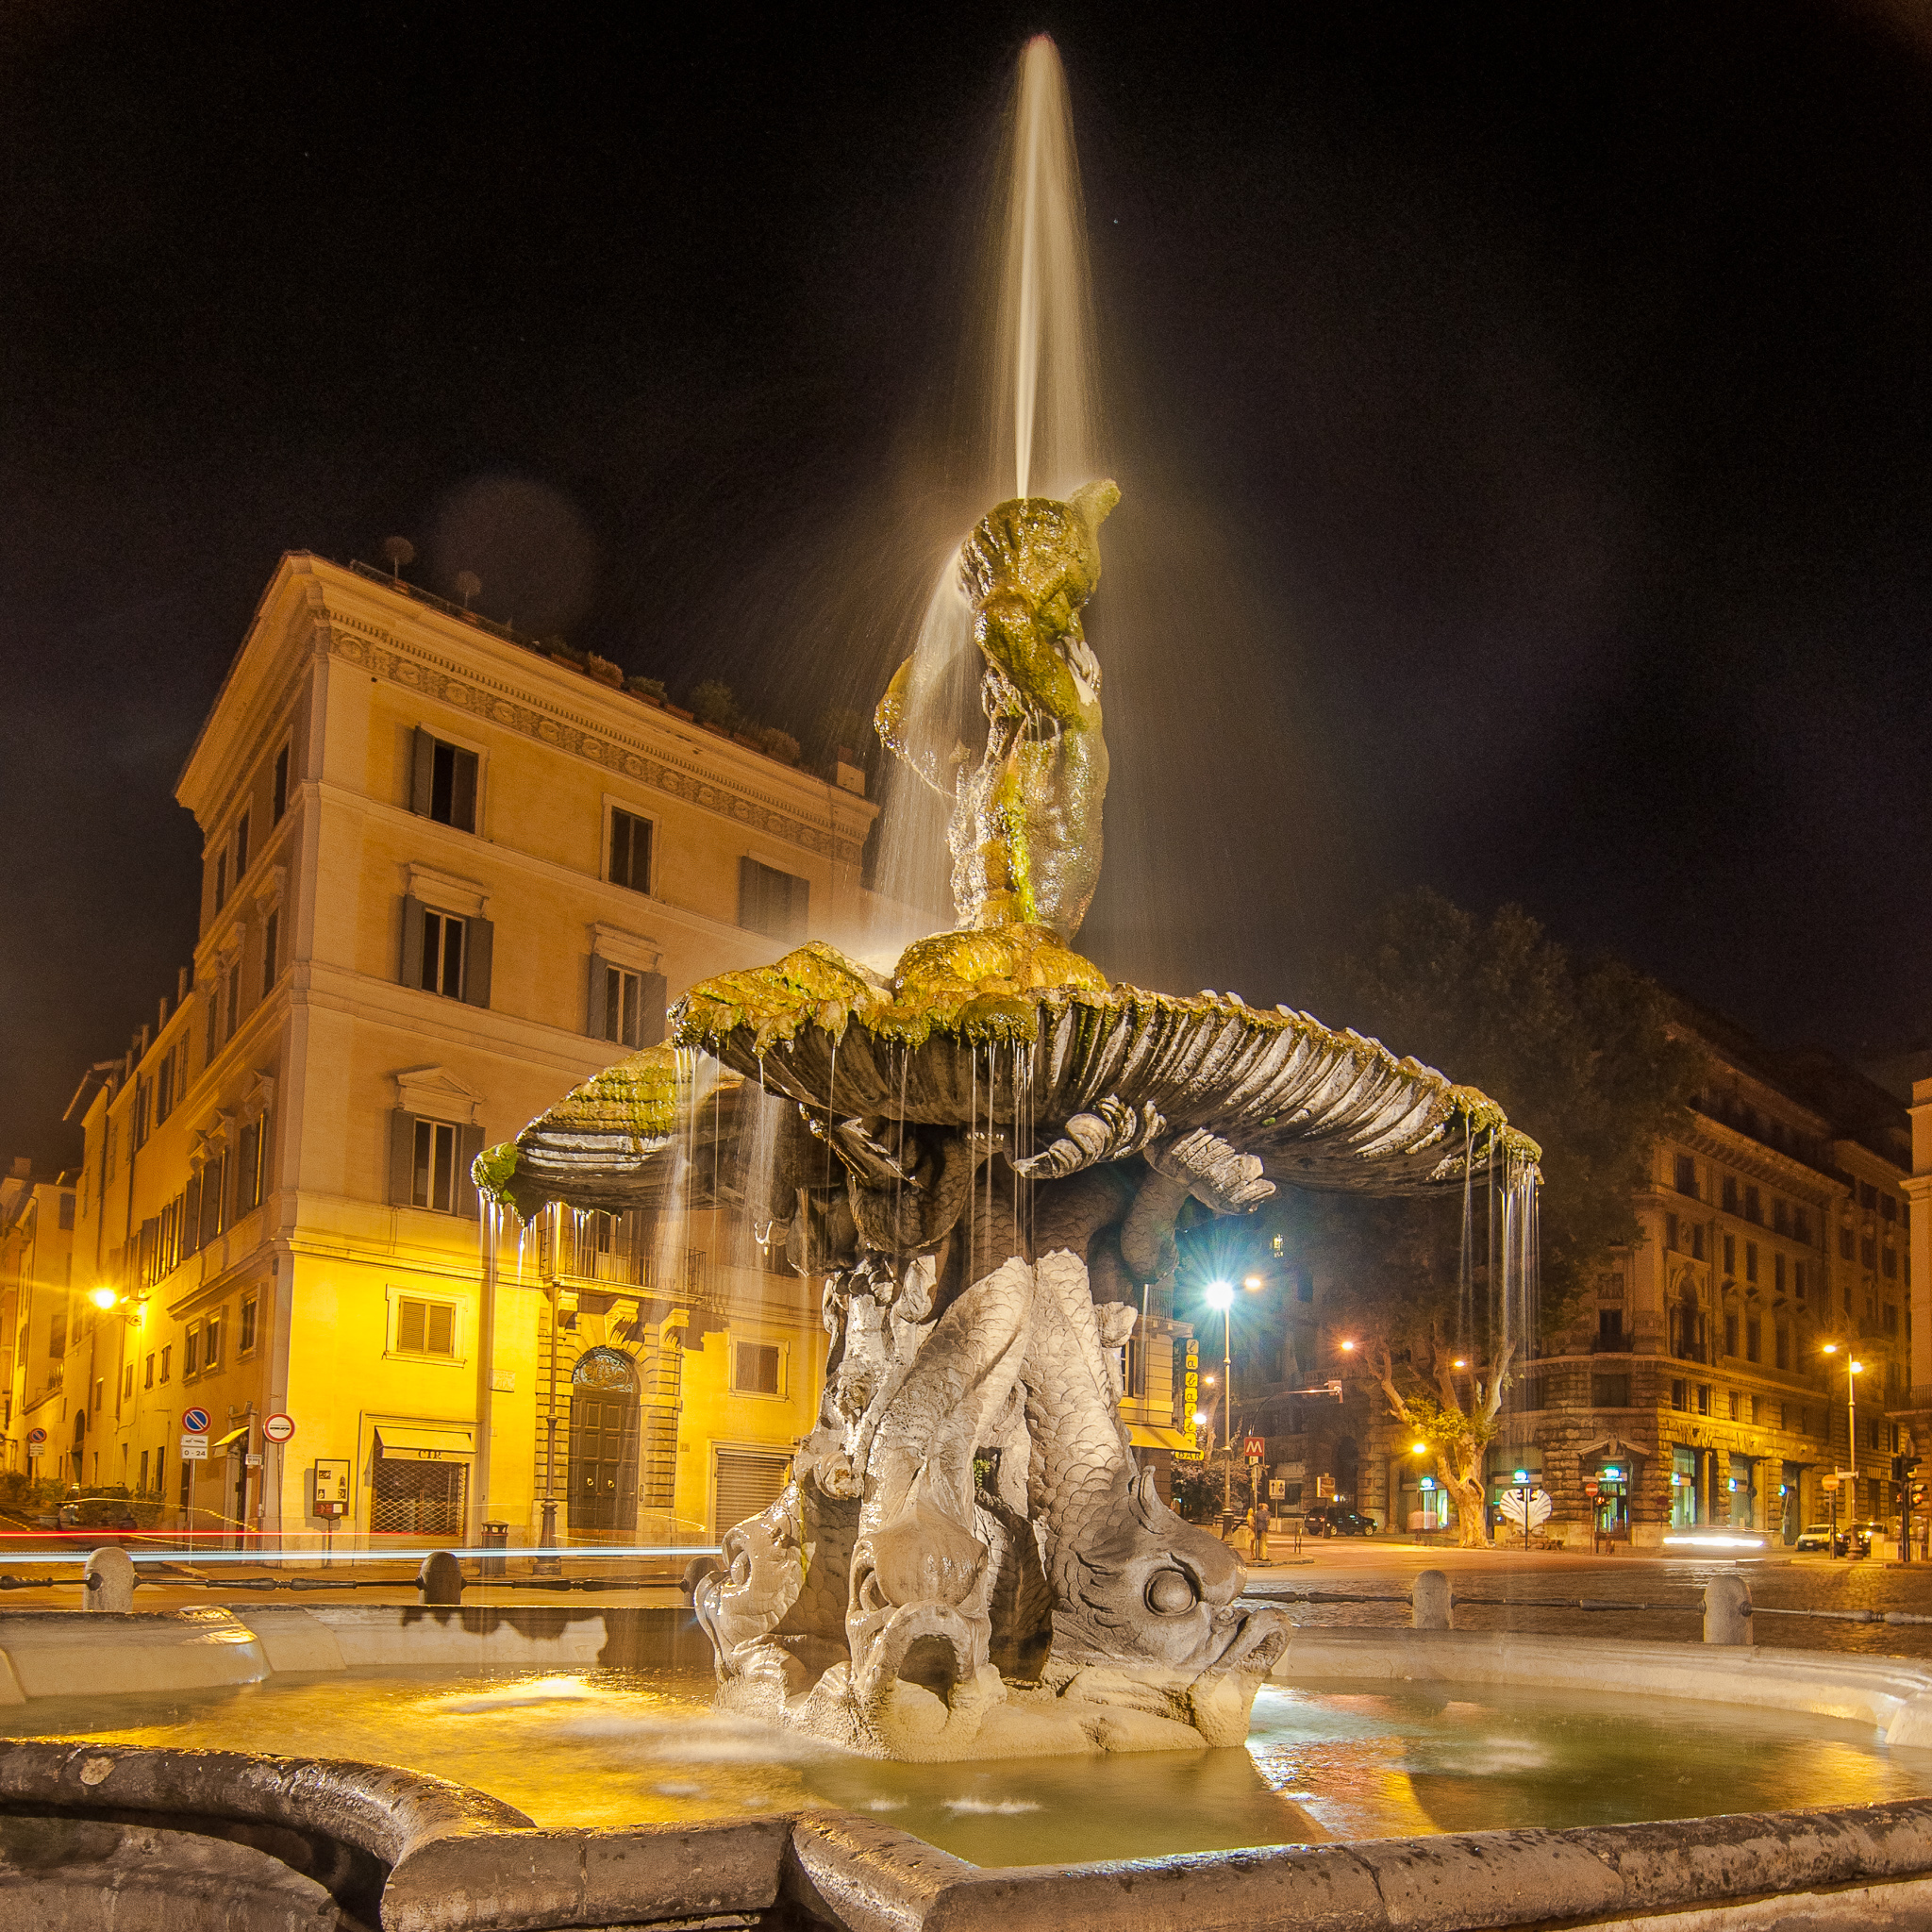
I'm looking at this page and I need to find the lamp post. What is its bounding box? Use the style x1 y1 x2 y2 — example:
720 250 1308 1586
1207 1281 1234 1530
1824 1343 1864 1556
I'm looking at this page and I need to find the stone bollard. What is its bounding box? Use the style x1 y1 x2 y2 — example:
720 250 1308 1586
1704 1574 1753 1644
418 1549 465 1606
83 1546 135 1612
1412 1568 1454 1630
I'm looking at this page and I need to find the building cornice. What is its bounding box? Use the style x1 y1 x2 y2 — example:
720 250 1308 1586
312 571 873 867
1680 1117 1841 1202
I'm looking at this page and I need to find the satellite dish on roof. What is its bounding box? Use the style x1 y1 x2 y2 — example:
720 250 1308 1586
382 536 416 580
456 571 482 609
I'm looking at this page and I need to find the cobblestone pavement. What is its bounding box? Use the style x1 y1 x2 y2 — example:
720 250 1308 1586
1238 1537 1932 1659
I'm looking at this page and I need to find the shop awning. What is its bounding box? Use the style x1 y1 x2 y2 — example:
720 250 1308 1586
1127 1424 1201 1455
374 1424 475 1462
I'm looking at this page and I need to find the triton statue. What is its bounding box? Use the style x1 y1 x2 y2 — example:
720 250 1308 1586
876 480 1118 942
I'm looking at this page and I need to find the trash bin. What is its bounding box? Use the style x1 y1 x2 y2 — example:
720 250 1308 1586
481 1520 509 1577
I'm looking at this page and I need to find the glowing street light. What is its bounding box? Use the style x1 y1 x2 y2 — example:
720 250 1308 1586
1242 1274 1263 1290
1822 1342 1866 1558
1411 1441 1428 1456
88 1288 120 1311
1339 1339 1357 1353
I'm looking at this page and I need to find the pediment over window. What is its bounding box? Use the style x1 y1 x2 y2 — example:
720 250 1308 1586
393 1064 483 1124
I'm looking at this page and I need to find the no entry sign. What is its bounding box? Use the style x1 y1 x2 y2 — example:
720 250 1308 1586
262 1413 295 1443
182 1407 210 1434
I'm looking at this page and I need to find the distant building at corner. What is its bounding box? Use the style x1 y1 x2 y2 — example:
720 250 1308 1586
3 555 880 1549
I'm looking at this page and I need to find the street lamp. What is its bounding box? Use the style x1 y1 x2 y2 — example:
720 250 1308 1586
1823 1343 1866 1555
1206 1280 1235 1527
88 1287 120 1311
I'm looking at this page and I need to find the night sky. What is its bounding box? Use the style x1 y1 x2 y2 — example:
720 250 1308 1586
4 4 1929 1170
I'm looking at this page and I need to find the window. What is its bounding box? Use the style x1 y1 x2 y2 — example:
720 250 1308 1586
1794 1208 1811 1244
58 1191 74 1231
1774 1199 1790 1236
1751 1395 1764 1424
599 964 659 1050
184 1328 199 1377
1665 1212 1679 1253
214 849 227 912
1516 1375 1546 1411
262 908 279 993
204 1315 221 1369
1724 1311 1739 1357
1691 1224 1706 1260
1591 1374 1630 1407
395 1296 457 1357
1671 1379 1689 1412
1795 1261 1807 1300
273 744 290 823
1599 1307 1624 1348
1775 1325 1790 1369
1745 1317 1760 1363
1886 1303 1900 1335
733 1341 782 1394
1696 1384 1711 1416
422 910 464 997
1728 1391 1743 1421
1862 1237 1877 1271
1780 1403 1790 1430
236 1117 265 1218
1745 1241 1758 1284
1862 1183 1878 1211
412 1119 462 1213
123 1363 133 1401
1674 1155 1697 1196
609 808 653 893
739 857 809 941
1841 1227 1855 1260
1744 1186 1761 1224
159 1345 171 1382
1774 1253 1786 1295
139 1451 149 1495
240 1294 258 1355
1723 1234 1736 1275
1722 1176 1739 1215
1884 1246 1898 1279
233 810 250 880
225 959 242 1043
143 1354 154 1390
410 729 478 832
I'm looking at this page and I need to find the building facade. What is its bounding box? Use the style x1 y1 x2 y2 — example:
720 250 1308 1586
3 555 882 1548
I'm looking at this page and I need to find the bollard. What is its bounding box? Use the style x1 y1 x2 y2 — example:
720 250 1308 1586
480 1521 508 1579
1704 1574 1753 1644
1412 1568 1454 1630
417 1549 465 1606
83 1546 135 1612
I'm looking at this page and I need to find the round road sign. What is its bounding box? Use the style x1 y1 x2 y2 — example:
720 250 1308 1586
182 1407 210 1434
25 1427 45 1447
262 1413 295 1444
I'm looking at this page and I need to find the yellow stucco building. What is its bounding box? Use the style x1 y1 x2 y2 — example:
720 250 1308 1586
6 556 884 1549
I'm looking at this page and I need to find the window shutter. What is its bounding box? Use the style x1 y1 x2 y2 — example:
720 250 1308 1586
786 874 809 941
457 1124 483 1218
639 972 668 1047
389 1110 417 1207
738 857 762 931
462 916 493 1008
426 1303 456 1354
182 1171 202 1256
451 747 478 833
397 1298 426 1352
400 896 426 988
410 728 435 816
588 954 610 1040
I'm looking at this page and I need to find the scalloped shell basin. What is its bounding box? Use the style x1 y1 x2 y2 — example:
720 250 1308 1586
7 1664 1926 1866
489 928 1541 1215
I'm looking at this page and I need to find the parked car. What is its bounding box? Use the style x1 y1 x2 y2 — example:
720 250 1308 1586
1792 1518 1883 1557
1792 1523 1838 1552
1302 1503 1376 1538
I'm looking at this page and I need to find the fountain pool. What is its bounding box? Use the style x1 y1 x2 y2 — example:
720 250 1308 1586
8 1662 1930 1867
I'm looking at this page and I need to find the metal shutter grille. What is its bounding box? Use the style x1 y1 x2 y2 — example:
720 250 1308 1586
714 1448 791 1536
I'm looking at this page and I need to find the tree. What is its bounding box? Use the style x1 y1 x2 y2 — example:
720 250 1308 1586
1277 891 1698 1544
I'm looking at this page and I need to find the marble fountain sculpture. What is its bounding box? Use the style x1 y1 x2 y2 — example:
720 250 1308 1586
475 481 1539 1762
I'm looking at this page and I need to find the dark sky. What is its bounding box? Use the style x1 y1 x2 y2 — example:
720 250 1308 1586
4 3 1930 1171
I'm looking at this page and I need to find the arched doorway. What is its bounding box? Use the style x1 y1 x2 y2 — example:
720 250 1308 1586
570 1347 640 1538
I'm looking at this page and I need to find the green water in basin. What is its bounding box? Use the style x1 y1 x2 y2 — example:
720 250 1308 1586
7 1668 1927 1866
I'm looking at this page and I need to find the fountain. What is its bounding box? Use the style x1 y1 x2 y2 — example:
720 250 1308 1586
475 260 1540 1762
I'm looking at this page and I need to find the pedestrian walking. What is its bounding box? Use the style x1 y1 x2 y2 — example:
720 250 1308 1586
1252 1497 1273 1565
